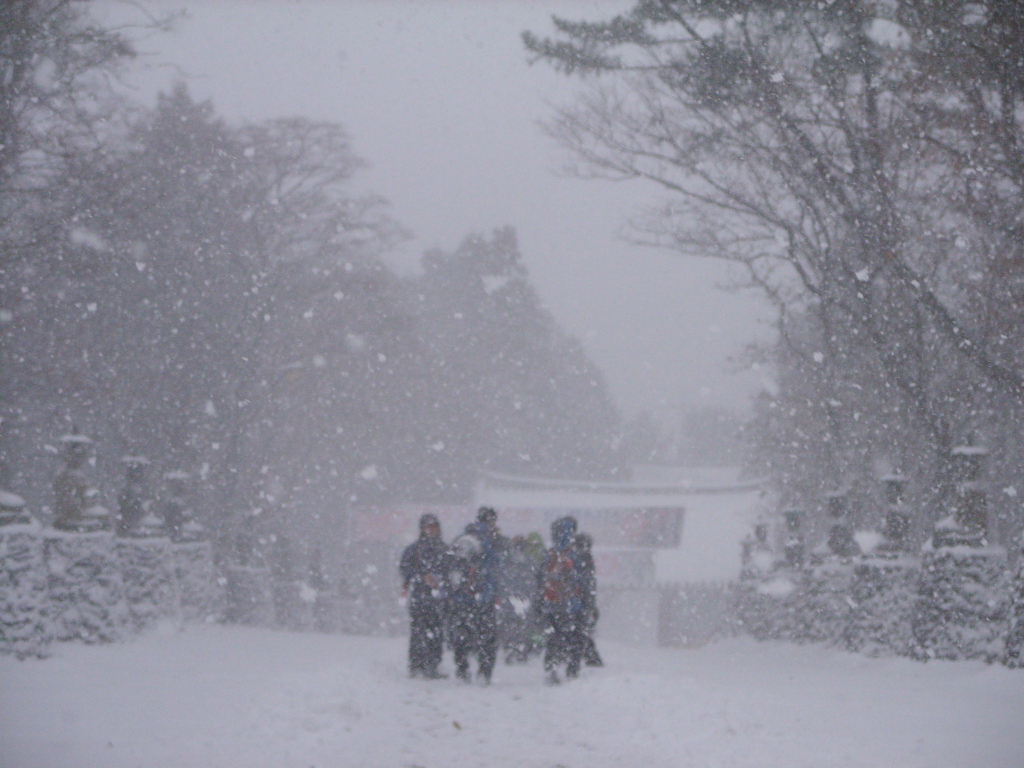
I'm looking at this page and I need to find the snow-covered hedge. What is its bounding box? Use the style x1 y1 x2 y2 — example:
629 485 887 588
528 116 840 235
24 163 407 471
911 546 1012 662
174 541 223 623
0 522 51 659
793 560 857 645
733 569 802 642
116 536 180 633
735 547 1018 664
845 556 918 656
44 531 128 644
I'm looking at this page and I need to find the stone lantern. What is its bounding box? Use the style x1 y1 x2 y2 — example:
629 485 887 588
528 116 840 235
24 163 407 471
116 455 152 536
933 443 990 548
824 489 858 558
162 470 202 542
782 508 805 568
53 432 107 532
879 473 910 553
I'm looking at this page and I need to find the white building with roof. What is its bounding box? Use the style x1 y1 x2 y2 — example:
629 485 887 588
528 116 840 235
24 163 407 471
474 468 766 645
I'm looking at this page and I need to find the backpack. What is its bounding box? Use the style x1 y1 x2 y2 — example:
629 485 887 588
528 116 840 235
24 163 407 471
541 549 577 607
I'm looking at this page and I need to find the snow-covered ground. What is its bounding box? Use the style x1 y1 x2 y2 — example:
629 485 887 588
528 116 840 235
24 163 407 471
2 625 1022 768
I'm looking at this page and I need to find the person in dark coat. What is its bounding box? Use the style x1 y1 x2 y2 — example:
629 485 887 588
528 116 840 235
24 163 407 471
454 506 506 684
399 513 449 679
537 516 587 684
574 532 603 667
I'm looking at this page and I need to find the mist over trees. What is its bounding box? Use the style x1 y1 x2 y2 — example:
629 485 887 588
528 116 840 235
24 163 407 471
525 0 1024 546
0 2 625 552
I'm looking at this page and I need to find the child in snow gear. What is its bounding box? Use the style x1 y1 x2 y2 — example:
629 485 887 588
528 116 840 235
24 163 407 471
449 507 506 683
500 532 546 663
538 516 587 684
446 529 484 682
400 513 449 679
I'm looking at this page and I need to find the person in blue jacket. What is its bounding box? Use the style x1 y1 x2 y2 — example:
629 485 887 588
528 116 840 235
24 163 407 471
455 506 507 684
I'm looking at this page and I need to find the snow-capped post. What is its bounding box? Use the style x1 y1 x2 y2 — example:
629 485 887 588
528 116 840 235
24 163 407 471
0 490 52 659
45 432 128 643
164 472 221 624
115 455 151 537
115 460 180 633
913 441 1012 661
223 510 273 626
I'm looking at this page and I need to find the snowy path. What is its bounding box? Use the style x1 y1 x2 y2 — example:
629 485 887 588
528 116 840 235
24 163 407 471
2 625 1022 768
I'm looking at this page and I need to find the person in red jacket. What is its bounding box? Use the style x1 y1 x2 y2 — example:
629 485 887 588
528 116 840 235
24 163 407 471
537 516 587 684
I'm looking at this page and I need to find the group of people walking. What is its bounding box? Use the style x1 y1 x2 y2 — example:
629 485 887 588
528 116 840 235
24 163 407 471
399 506 601 685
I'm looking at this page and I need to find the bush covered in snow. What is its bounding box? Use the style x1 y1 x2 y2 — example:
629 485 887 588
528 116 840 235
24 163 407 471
174 540 224 623
1005 550 1024 667
911 546 1012 662
44 531 128 644
116 536 180 633
0 523 52 659
844 556 918 656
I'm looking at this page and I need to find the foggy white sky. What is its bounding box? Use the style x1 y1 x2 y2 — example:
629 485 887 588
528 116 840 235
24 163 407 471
109 0 773 424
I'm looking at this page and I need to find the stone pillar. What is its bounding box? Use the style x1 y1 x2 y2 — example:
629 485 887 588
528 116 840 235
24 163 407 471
0 493 51 659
